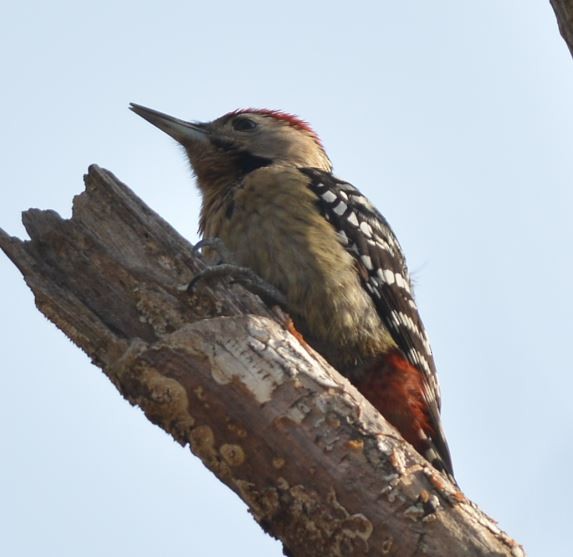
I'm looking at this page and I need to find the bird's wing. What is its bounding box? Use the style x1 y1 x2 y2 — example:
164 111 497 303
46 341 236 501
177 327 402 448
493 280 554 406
301 167 453 477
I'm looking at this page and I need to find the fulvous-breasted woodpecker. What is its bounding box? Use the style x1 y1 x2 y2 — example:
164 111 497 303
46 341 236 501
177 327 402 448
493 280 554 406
130 103 455 480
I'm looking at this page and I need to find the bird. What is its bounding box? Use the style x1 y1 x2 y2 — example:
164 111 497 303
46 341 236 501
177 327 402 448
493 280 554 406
130 103 455 481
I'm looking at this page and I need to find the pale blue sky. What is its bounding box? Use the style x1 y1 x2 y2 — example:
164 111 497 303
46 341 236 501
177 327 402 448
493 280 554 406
1 2 572 556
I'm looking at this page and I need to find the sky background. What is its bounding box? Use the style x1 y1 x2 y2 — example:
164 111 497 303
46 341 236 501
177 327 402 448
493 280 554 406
1 2 571 556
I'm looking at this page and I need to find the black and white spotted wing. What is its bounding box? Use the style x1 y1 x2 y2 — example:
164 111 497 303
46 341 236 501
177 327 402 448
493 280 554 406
300 167 445 424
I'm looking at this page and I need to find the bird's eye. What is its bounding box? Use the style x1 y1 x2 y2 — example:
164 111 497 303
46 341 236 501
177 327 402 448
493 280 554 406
232 117 257 131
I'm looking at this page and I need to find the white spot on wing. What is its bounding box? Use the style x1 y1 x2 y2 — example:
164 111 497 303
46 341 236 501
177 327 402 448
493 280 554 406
374 238 392 253
417 352 432 375
333 200 348 216
383 269 395 284
347 211 359 227
361 255 373 270
409 349 420 363
391 311 401 327
394 272 412 294
350 194 375 212
337 230 349 245
390 311 434 362
359 221 373 237
321 190 337 203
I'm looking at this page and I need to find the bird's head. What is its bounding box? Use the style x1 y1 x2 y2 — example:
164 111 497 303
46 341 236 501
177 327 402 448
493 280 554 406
130 104 332 193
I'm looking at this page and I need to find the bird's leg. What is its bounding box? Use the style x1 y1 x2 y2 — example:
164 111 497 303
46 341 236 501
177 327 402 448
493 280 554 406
189 238 288 308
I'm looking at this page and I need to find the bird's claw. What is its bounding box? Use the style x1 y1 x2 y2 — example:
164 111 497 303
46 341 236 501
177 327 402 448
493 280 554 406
189 240 287 307
193 237 234 265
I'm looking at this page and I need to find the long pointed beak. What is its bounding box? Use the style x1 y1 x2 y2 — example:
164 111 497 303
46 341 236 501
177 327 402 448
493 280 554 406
129 103 208 144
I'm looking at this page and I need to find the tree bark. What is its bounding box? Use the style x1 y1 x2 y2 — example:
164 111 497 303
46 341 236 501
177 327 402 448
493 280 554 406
0 165 524 557
550 0 573 58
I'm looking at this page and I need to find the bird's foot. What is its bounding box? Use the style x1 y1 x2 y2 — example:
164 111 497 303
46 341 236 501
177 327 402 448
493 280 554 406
192 237 234 265
189 238 288 308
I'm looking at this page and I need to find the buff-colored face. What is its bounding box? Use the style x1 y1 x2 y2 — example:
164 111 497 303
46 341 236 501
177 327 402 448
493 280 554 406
205 111 332 170
130 104 332 191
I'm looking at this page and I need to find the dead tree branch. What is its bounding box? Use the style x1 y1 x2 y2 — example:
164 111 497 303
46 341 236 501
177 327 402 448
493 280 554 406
0 165 523 557
550 0 573 58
